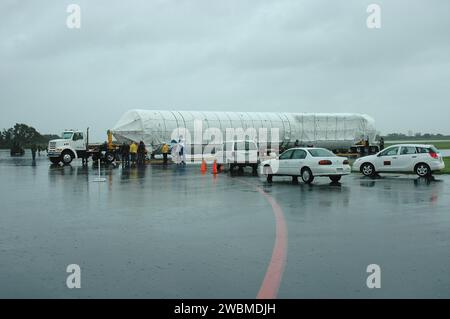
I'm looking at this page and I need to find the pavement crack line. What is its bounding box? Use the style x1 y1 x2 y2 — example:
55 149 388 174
235 178 288 299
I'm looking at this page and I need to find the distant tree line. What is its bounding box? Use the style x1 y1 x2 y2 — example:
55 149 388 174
382 133 450 140
0 123 59 149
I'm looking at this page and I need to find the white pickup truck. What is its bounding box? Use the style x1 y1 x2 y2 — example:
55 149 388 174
214 140 260 174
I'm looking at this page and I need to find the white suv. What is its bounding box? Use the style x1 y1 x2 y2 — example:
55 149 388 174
353 144 445 177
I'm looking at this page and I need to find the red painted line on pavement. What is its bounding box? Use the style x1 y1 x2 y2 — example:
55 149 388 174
237 179 288 299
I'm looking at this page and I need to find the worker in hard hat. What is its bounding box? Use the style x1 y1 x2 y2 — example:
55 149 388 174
130 142 138 166
161 143 169 165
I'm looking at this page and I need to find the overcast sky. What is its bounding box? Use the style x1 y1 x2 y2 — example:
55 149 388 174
1 0 449 140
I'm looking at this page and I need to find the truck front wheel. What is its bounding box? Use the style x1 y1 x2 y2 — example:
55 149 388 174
61 151 74 165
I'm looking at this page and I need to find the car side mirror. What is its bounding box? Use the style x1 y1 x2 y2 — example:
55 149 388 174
269 152 277 158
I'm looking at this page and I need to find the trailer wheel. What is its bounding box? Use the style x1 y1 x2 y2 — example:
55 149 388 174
105 151 115 164
229 164 235 175
61 150 74 165
50 157 61 165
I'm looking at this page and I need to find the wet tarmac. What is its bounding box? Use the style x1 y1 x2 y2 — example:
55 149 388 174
1 150 450 298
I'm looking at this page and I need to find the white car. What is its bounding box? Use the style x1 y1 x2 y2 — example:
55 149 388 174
353 144 445 178
259 147 351 184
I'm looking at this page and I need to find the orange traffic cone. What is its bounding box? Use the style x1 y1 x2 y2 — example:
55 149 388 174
201 159 207 174
212 159 218 175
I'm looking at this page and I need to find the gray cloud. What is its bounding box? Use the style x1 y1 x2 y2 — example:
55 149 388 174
1 0 449 140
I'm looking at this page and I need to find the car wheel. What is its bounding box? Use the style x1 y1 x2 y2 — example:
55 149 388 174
330 175 341 183
361 162 375 177
301 167 314 184
61 151 74 165
415 163 431 177
263 165 272 175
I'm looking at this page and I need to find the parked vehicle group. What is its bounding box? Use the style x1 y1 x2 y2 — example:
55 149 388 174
47 131 446 185
258 143 445 185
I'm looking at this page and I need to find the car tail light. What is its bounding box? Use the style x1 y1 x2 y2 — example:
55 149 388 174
343 160 349 165
429 151 439 159
319 160 332 165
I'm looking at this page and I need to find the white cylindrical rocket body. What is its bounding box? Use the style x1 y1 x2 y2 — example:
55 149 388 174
112 109 377 152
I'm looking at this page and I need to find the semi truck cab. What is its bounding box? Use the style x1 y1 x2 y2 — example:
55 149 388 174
48 130 87 165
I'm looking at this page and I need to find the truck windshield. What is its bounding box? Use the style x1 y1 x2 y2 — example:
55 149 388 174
62 132 73 140
232 141 257 151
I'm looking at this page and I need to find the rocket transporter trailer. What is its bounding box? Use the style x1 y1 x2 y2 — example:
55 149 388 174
112 109 379 155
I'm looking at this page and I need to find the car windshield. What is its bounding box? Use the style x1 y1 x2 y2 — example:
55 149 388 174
239 141 257 151
224 142 234 151
279 150 294 160
307 149 336 157
225 141 257 151
62 132 73 140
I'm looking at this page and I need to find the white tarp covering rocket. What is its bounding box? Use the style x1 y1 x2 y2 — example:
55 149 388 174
112 109 377 152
